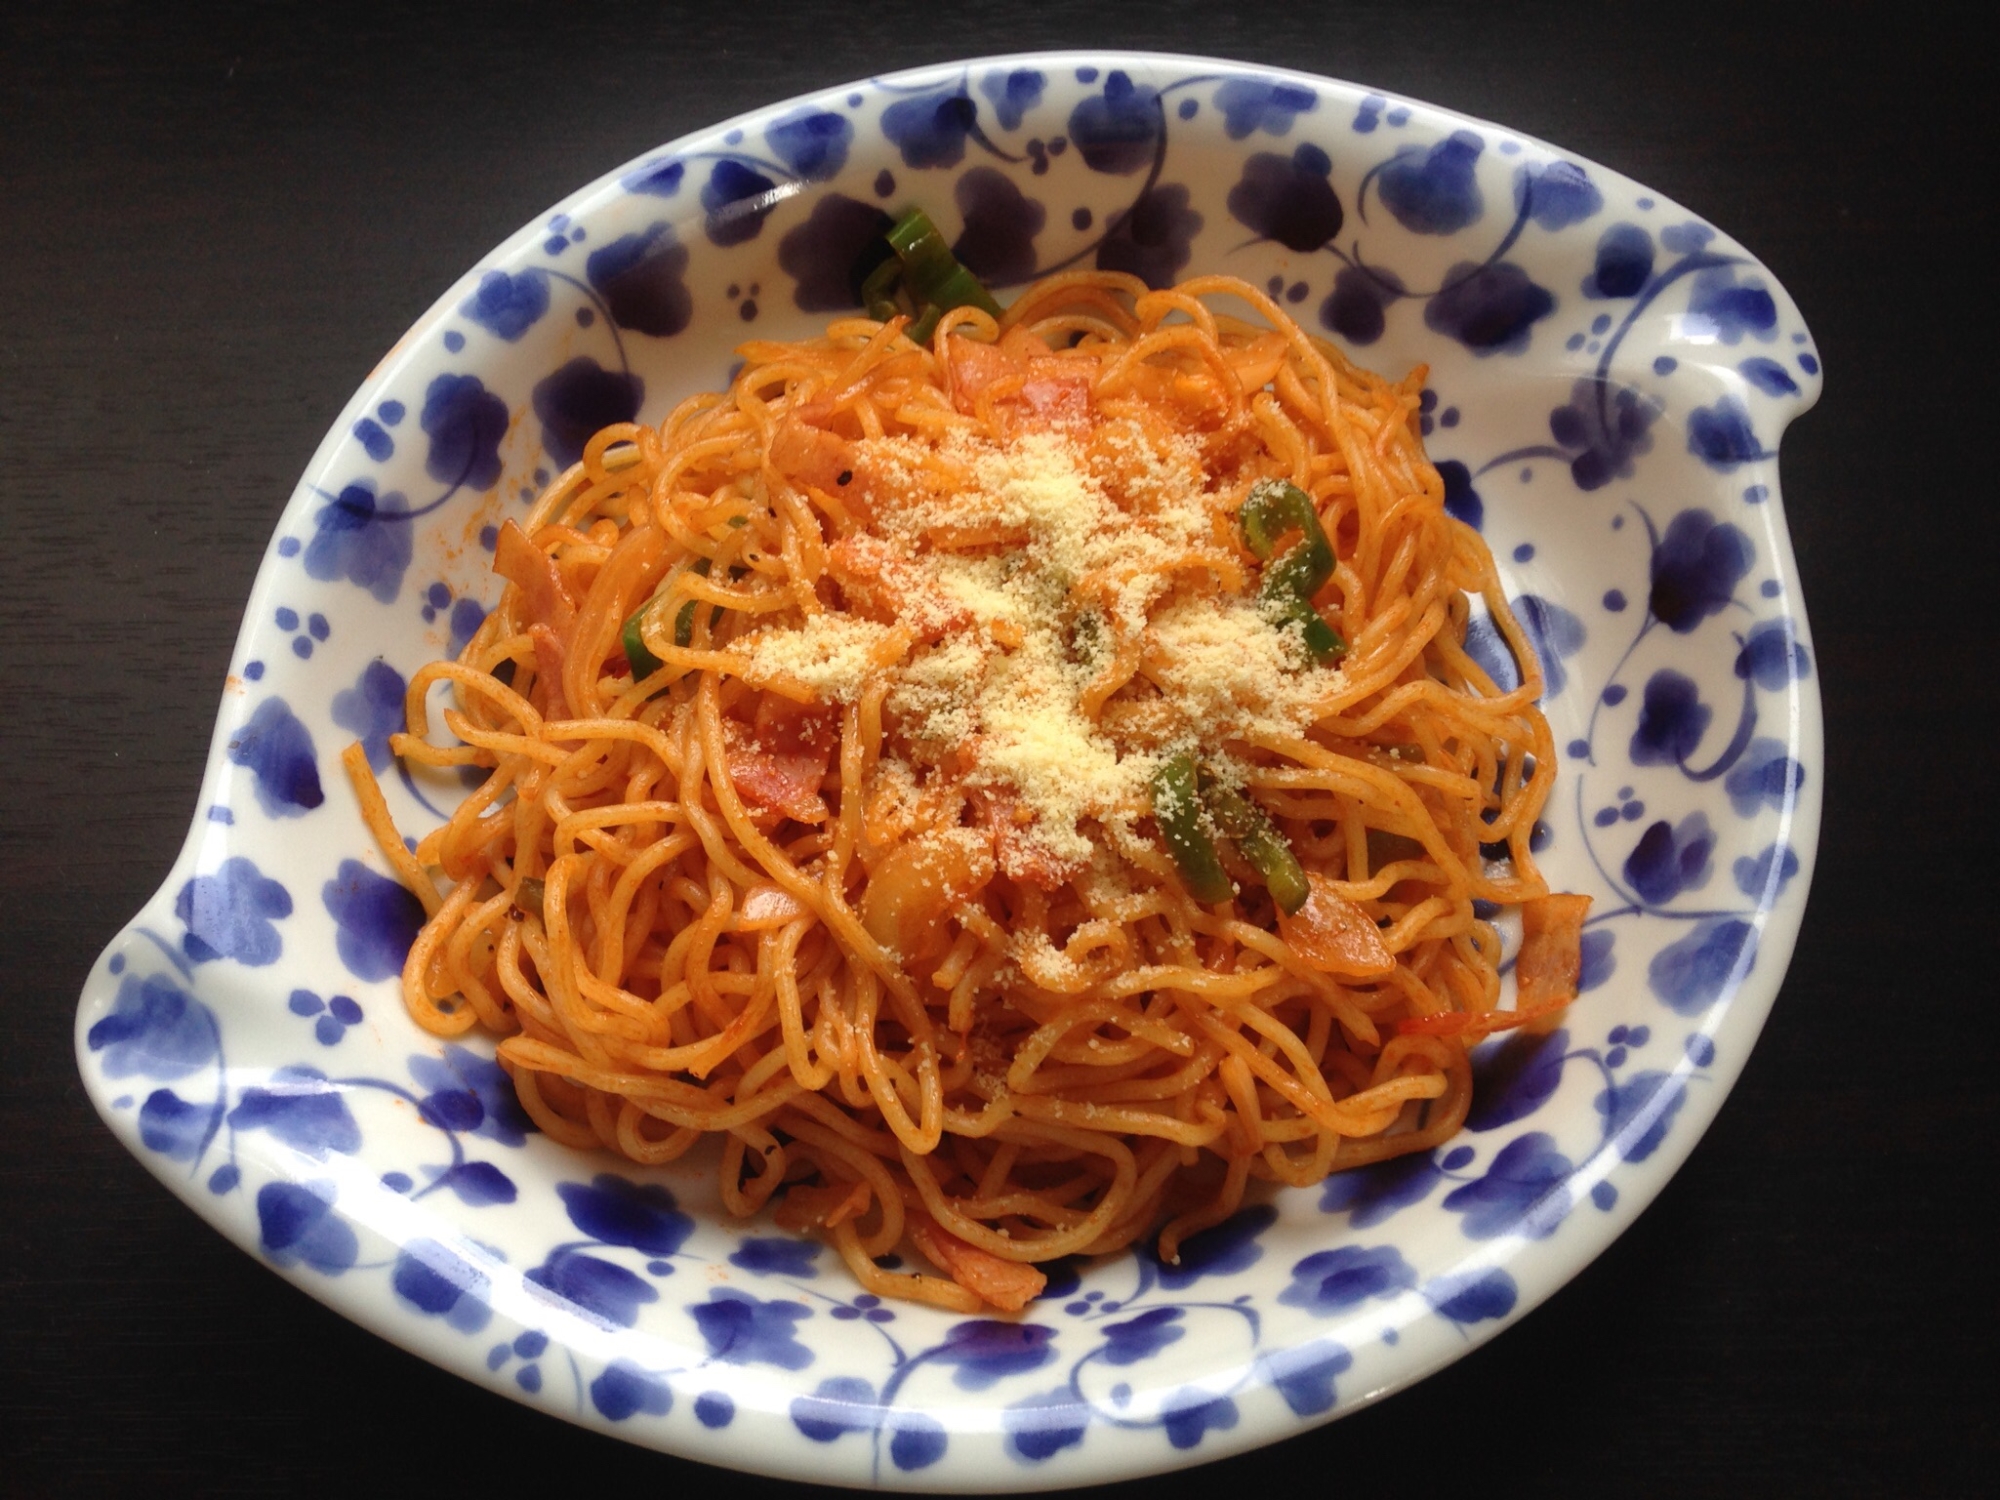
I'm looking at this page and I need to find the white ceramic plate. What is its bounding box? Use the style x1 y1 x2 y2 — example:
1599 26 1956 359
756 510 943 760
76 52 1822 1490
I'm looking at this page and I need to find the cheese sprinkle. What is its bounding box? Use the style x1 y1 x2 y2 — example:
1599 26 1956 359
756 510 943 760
742 420 1343 873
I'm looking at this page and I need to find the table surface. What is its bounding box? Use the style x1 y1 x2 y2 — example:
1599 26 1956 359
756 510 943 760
3 3 1991 1494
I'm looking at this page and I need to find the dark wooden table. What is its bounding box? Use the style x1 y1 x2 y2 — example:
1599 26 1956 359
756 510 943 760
4 3 1990 1493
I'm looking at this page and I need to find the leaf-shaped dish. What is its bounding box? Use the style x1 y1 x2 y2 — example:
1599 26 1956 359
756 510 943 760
76 52 1821 1489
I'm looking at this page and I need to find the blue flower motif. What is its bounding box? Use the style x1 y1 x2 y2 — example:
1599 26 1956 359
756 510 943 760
882 88 979 169
591 1359 674 1421
1256 1340 1352 1417
828 1292 892 1329
729 1236 821 1277
531 358 644 469
1227 144 1344 252
1003 1388 1091 1462
302 481 413 604
177 856 292 966
1623 812 1716 905
1734 841 1800 899
1548 377 1660 490
1583 223 1654 298
1100 1306 1184 1365
1321 263 1407 345
1466 1029 1570 1131
1648 917 1758 1015
690 1289 813 1369
778 195 895 312
1735 618 1812 688
527 1250 658 1328
1424 262 1554 355
1148 1202 1275 1287
1096 184 1202 289
1279 1244 1417 1313
409 1045 534 1147
322 858 424 982
1659 221 1715 255
226 697 324 817
1424 1268 1517 1324
1724 736 1805 816
701 159 781 247
1650 508 1754 631
1630 669 1712 767
791 1375 880 1442
257 1179 359 1274
352 416 392 460
1438 459 1483 528
1688 396 1769 470
138 1088 214 1161
289 987 363 1046
929 1320 1057 1390
1320 264 1416 350
951 166 1045 285
417 1085 483 1130
887 1413 949 1471
1579 928 1617 993
587 223 691 338
459 268 550 341
1067 71 1161 175
1375 130 1484 234
1463 593 1584 698
1684 266 1777 344
1739 357 1799 396
1594 1070 1688 1163
1214 78 1317 139
555 1173 694 1255
228 1066 361 1157
392 1237 492 1332
977 67 1045 131
433 1161 517 1206
1318 1150 1442 1226
620 157 685 198
88 972 217 1080
765 107 851 181
1513 159 1601 230
331 659 407 772
1441 1131 1573 1238
420 373 508 492
447 596 486 656
1161 1390 1238 1450
1518 594 1586 698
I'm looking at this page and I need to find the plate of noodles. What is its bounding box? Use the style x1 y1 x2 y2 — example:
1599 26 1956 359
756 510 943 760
76 52 1821 1488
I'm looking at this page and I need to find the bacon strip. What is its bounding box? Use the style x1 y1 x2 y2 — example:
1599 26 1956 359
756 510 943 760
947 336 1095 434
528 623 570 721
1515 892 1592 1009
907 1216 1047 1313
723 721 830 824
1398 893 1591 1038
492 520 576 635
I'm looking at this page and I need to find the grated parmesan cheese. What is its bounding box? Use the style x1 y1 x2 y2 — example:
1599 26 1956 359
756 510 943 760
746 414 1342 869
743 614 896 702
1145 595 1340 743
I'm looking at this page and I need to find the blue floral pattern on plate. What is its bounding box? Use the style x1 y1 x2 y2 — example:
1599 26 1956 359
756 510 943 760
75 51 1821 1490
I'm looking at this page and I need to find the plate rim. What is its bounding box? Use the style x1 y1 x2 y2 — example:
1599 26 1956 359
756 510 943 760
75 46 1824 1490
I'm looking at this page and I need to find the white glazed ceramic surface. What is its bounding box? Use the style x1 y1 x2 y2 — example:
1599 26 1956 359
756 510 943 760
76 53 1821 1490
